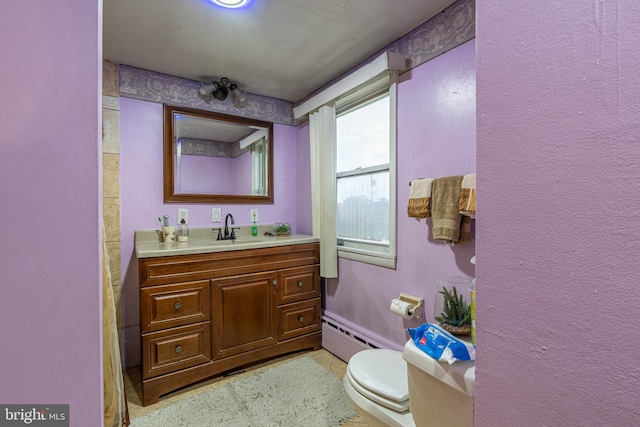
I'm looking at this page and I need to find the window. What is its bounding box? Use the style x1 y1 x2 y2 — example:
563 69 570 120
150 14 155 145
335 89 397 268
296 52 405 274
252 137 267 196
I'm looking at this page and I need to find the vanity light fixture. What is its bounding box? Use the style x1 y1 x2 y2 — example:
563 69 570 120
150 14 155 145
207 0 250 9
199 77 248 108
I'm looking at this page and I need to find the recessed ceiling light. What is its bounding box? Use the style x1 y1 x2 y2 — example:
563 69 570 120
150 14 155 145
208 0 250 8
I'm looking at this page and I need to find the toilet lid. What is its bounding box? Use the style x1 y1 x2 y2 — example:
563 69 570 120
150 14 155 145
348 349 409 412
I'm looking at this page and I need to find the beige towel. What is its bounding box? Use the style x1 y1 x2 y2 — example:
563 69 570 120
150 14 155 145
459 174 476 215
431 176 464 243
408 178 433 219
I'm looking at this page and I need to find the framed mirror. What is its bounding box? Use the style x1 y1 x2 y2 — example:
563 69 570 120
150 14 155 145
163 104 274 204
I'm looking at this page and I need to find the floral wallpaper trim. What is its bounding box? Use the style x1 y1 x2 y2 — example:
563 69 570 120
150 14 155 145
119 66 295 126
179 138 249 158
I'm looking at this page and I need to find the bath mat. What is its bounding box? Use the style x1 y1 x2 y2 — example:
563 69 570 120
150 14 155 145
130 356 358 427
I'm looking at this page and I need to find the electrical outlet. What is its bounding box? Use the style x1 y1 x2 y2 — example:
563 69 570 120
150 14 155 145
212 208 221 223
177 208 188 225
250 209 258 223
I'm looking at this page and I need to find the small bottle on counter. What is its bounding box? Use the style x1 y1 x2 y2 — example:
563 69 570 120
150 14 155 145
252 221 258 236
177 218 189 242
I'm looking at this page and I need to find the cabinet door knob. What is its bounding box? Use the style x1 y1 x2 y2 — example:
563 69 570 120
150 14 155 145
272 279 277 286
175 345 183 354
298 316 304 322
174 301 182 310
297 281 304 287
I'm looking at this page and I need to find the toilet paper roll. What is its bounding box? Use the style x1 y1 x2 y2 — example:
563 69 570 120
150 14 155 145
390 299 415 320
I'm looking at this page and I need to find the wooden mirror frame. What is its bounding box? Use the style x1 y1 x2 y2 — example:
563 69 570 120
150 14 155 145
163 104 274 204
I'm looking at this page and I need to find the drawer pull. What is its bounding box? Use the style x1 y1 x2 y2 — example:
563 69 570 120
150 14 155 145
174 302 182 310
298 316 304 322
175 345 183 354
297 281 304 287
272 279 277 286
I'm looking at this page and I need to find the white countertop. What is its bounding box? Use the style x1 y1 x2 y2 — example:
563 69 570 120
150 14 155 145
135 226 319 258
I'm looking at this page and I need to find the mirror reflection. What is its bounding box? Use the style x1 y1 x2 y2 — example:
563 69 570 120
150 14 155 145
163 105 274 204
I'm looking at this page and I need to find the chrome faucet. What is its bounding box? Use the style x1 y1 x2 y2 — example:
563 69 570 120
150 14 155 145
224 213 235 239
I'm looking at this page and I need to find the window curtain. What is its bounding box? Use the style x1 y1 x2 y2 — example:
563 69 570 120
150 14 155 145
309 105 338 278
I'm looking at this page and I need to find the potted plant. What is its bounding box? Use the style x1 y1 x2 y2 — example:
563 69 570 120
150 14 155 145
435 286 472 336
273 222 291 236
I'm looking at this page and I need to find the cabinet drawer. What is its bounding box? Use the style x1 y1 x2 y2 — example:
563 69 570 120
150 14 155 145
277 265 320 305
277 298 321 341
141 280 210 333
142 322 211 379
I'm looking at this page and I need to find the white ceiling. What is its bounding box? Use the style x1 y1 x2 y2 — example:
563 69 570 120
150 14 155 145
103 0 456 102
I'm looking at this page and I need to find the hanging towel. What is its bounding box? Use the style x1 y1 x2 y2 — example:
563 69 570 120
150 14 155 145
431 175 464 243
408 178 433 219
459 174 476 215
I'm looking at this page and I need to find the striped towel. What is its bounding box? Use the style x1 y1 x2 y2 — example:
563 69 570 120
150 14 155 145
408 178 433 219
459 174 476 215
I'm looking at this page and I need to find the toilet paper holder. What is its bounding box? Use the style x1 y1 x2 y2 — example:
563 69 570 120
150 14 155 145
398 293 424 319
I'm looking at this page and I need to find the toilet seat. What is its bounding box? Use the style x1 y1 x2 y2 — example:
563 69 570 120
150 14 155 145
347 349 409 412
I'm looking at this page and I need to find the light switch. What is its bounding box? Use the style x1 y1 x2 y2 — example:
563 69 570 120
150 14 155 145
212 208 221 223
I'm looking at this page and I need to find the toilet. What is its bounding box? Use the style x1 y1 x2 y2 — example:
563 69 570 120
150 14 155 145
343 338 475 426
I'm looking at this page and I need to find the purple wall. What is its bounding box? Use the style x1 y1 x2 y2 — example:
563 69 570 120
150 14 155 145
232 151 252 195
476 2 640 426
0 2 103 425
179 155 232 194
301 40 477 350
119 98 299 366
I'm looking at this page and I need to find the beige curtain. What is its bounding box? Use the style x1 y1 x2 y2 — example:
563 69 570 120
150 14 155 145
103 227 128 426
309 105 338 278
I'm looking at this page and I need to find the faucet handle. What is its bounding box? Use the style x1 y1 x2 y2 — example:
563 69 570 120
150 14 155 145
212 228 222 240
230 227 241 239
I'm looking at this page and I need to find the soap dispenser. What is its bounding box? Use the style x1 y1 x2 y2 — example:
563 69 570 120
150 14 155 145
177 218 189 242
252 221 258 236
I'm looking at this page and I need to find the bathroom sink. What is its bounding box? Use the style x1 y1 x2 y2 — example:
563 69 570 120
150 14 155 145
201 235 268 246
201 239 237 246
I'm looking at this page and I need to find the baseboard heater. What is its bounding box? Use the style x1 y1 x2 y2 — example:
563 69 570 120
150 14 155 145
321 315 385 363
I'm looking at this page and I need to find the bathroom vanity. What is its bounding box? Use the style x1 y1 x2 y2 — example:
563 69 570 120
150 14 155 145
135 230 322 405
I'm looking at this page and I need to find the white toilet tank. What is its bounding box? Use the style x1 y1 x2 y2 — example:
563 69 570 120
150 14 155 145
402 339 475 427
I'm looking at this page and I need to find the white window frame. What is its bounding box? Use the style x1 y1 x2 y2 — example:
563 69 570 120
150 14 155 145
334 81 397 269
251 137 267 196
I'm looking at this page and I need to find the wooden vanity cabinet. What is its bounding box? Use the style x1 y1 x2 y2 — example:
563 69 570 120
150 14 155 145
138 243 321 406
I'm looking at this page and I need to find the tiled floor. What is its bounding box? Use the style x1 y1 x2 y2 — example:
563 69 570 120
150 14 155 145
123 348 369 426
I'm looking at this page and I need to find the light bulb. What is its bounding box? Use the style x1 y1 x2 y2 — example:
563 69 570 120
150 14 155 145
230 86 247 108
208 0 249 8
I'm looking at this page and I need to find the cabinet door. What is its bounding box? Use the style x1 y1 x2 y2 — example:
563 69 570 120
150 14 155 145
211 272 277 360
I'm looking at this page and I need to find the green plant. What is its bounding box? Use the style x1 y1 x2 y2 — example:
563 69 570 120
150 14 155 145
275 223 290 234
435 286 471 327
